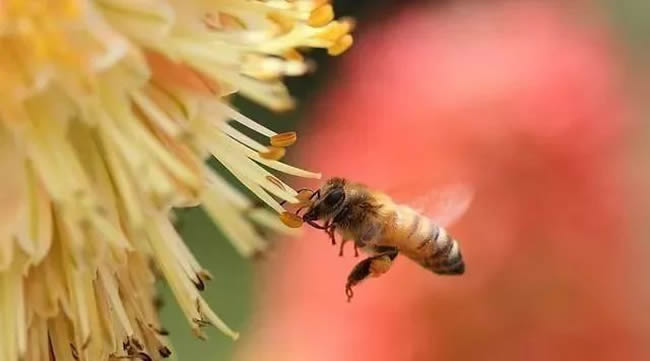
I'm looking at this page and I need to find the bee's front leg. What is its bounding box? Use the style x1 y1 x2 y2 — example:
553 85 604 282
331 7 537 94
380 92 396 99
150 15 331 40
345 247 398 302
324 220 337 245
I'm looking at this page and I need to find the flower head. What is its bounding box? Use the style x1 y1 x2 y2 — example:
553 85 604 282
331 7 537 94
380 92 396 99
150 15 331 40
0 1 352 360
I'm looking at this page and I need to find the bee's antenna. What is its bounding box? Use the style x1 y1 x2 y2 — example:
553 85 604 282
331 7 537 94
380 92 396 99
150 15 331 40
310 189 321 200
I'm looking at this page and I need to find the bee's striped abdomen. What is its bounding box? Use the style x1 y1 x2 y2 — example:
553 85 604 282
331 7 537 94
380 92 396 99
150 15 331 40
429 232 465 275
396 207 465 275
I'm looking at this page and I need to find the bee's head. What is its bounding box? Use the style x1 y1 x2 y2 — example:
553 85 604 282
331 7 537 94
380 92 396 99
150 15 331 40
302 177 347 222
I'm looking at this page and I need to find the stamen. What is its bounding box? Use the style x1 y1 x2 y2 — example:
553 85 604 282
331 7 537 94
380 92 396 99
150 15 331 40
283 49 304 61
308 4 334 27
247 151 322 179
266 175 286 191
280 211 303 228
296 189 315 202
198 270 213 281
220 123 269 153
259 146 286 160
159 346 172 358
192 278 205 291
219 12 248 30
328 34 353 56
130 90 181 137
217 103 277 137
318 19 355 42
270 131 297 147
267 11 296 35
202 13 220 31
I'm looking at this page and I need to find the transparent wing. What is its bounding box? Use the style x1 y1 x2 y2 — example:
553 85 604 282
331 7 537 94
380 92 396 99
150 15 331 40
409 184 473 227
384 180 474 228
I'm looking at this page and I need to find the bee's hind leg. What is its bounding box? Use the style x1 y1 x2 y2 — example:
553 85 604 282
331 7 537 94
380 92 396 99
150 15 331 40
344 247 398 302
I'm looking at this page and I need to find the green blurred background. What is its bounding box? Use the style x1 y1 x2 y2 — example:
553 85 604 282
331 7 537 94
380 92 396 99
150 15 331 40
158 1 649 360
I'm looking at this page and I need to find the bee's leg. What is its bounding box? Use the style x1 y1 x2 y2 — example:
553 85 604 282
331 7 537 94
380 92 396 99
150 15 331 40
328 228 336 245
338 239 352 257
340 240 359 257
366 246 399 276
324 220 337 245
344 247 398 302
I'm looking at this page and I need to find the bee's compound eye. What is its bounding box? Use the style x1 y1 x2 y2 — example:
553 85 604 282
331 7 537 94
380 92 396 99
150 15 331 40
324 188 344 206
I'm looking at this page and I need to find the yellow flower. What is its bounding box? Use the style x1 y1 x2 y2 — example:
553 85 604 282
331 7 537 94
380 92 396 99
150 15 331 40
0 1 352 361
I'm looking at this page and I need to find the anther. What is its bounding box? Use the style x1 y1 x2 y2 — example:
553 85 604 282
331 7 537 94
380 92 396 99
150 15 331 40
283 49 304 62
198 269 213 281
70 343 79 360
192 277 205 291
202 13 220 30
259 146 286 160
159 347 172 358
154 296 164 310
267 11 295 34
295 199 313 208
270 131 297 147
149 324 170 336
137 352 153 361
192 318 211 327
328 34 353 56
308 4 334 27
192 327 208 340
296 189 314 202
131 338 144 350
319 20 353 42
266 175 286 190
280 211 304 228
218 12 247 30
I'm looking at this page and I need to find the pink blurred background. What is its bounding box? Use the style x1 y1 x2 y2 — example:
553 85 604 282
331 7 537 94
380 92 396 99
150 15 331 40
234 1 650 360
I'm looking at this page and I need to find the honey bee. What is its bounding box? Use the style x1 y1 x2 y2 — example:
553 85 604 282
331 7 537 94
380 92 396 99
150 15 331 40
289 177 472 301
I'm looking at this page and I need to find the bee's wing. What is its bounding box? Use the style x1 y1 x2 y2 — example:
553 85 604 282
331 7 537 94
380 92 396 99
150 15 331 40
412 184 473 227
388 182 474 228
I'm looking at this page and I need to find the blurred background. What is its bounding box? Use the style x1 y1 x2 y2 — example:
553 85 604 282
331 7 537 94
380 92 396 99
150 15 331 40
161 1 650 360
